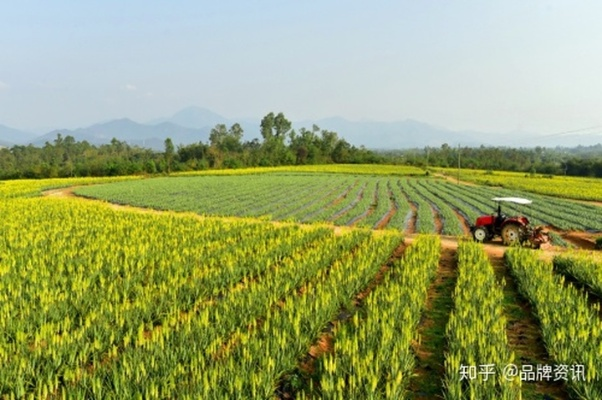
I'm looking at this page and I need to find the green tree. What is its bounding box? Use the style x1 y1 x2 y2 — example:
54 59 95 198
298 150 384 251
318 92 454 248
260 112 293 165
164 138 175 174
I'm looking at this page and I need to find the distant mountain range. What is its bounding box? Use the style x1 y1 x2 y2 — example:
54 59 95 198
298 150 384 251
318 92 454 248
0 106 600 150
0 124 37 147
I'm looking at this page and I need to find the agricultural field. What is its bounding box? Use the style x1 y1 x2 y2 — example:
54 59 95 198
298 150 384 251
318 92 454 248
173 164 426 177
436 167 602 202
75 172 602 237
2 167 602 398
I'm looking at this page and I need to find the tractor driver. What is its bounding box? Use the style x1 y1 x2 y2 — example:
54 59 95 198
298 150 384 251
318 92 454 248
495 203 505 226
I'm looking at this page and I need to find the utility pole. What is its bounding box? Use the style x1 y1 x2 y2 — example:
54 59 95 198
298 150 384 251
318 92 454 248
457 144 461 184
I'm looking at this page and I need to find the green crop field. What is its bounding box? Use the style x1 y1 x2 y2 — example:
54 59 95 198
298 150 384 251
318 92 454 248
1 166 602 398
75 173 602 233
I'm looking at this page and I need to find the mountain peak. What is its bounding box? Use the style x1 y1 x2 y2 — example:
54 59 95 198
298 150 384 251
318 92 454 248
169 106 229 129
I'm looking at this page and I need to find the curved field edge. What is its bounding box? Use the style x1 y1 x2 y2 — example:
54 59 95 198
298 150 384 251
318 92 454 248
0 176 143 199
72 174 602 238
0 164 424 200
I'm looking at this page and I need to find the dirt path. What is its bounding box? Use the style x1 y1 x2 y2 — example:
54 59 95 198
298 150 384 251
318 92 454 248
407 245 457 399
488 251 568 399
432 205 443 235
433 173 478 187
43 187 79 197
561 231 596 250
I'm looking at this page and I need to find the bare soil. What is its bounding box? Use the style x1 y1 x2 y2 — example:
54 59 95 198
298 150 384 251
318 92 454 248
407 244 457 399
374 191 398 230
432 206 443 235
329 181 358 208
452 209 471 235
488 250 568 399
42 187 79 197
562 231 597 250
433 173 478 187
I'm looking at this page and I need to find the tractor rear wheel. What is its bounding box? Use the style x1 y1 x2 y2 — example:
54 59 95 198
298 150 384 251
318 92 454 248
501 224 521 246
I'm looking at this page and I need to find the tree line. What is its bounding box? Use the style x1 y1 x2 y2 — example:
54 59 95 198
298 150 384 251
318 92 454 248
0 112 380 179
2 112 602 180
382 144 602 177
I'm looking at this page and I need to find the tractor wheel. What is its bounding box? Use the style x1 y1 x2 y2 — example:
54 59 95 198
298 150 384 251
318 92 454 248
501 224 521 246
473 227 488 243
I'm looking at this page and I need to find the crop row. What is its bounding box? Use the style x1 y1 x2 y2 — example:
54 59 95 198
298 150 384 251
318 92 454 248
385 180 412 231
332 180 378 226
74 174 602 234
197 234 402 398
444 241 519 399
77 232 384 398
306 235 440 399
305 181 366 223
356 180 394 229
0 195 407 398
0 198 313 395
506 248 602 398
273 178 354 221
398 179 436 233
408 179 464 235
553 253 602 298
0 198 328 396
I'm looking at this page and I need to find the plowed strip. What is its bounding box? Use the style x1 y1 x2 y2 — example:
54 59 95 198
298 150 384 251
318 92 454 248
487 250 567 400
408 246 457 398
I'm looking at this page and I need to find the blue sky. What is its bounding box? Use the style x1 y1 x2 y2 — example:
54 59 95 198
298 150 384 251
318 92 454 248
1 1 601 136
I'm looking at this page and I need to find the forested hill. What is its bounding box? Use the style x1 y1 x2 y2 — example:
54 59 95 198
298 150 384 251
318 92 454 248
0 113 380 179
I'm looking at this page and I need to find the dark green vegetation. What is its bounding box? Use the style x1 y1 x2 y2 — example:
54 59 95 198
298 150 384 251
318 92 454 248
3 110 602 181
384 144 602 178
0 112 380 180
75 174 602 232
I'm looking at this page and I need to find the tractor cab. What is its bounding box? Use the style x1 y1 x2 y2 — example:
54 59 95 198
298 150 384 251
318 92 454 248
470 197 548 248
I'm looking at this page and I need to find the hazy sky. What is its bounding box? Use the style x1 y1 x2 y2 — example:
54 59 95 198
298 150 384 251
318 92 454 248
1 1 602 135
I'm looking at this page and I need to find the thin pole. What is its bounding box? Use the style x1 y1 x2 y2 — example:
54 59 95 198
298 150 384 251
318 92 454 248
457 144 460 184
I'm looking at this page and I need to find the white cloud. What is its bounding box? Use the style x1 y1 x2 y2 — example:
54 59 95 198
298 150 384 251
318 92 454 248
124 84 137 91
0 81 9 91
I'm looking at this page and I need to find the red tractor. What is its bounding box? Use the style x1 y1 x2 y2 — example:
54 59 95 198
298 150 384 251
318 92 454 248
470 197 549 248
